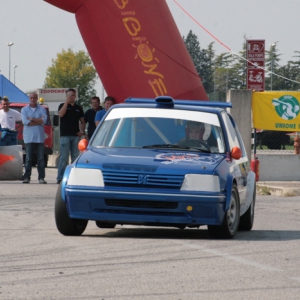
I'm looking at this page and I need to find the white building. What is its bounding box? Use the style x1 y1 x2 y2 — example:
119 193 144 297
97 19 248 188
25 88 78 112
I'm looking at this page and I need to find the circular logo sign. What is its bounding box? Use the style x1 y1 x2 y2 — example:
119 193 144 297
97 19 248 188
272 95 300 120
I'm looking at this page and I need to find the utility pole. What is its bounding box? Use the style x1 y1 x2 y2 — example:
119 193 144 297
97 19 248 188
270 43 276 91
7 42 14 81
13 65 18 85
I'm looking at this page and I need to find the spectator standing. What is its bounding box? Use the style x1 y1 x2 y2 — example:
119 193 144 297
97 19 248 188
56 88 85 184
95 96 115 126
0 96 22 146
84 96 102 139
21 92 47 184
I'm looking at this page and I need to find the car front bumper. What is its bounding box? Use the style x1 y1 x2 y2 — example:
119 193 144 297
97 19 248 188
64 186 227 227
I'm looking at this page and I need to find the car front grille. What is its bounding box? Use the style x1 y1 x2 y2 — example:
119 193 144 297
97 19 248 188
105 199 178 209
102 171 184 189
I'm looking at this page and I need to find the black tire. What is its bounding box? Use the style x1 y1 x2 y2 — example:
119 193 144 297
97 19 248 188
208 185 240 239
55 184 88 236
95 221 116 229
239 186 256 231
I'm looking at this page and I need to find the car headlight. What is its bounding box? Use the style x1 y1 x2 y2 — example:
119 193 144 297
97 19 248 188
67 168 104 187
181 174 220 192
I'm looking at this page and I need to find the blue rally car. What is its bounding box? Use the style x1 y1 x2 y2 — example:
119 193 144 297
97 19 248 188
55 96 256 239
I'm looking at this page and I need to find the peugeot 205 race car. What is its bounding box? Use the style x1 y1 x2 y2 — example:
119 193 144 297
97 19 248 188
55 96 256 239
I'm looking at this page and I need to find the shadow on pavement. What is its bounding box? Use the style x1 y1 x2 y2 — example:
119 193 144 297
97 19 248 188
83 227 300 241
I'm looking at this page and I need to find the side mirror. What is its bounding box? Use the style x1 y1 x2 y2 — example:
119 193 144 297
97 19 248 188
78 138 88 152
231 147 242 160
52 115 59 127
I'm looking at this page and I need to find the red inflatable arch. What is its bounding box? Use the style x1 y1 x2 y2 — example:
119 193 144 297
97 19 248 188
44 0 208 103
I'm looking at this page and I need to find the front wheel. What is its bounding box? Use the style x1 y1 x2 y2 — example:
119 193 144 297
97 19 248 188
239 186 256 231
208 185 240 239
55 184 88 236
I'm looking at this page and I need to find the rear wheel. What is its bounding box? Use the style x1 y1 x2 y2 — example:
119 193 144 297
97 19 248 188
55 184 88 236
208 185 240 239
239 186 256 231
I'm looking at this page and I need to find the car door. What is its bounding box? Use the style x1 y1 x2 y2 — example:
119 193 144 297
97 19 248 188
221 111 249 205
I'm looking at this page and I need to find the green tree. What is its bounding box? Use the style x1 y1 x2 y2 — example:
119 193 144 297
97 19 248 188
292 51 300 64
44 48 97 107
265 42 281 90
212 52 234 101
183 31 215 95
230 40 248 90
271 61 300 90
289 51 300 90
204 42 216 94
183 31 300 95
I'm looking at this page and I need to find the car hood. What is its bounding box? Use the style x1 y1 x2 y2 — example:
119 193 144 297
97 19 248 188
76 147 225 174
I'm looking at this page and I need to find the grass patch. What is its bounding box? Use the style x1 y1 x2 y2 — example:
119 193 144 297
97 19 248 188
257 185 271 195
283 191 298 197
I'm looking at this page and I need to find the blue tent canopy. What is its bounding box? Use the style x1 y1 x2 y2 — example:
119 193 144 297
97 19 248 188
0 74 29 103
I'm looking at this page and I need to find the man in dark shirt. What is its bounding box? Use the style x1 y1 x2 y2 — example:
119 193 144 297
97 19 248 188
56 88 85 184
84 96 102 139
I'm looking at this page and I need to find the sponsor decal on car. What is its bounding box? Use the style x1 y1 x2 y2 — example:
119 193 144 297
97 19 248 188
155 152 222 165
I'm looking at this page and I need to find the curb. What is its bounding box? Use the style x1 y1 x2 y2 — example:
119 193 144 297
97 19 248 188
256 183 300 197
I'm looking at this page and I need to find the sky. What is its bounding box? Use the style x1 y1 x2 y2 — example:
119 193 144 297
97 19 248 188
0 0 299 96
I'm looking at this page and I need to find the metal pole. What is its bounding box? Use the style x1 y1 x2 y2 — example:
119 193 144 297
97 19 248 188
13 65 17 85
9 46 11 81
7 42 14 81
253 129 257 156
271 56 273 91
213 64 216 94
270 43 276 91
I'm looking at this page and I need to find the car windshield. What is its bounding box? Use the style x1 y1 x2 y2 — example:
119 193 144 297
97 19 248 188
90 107 225 153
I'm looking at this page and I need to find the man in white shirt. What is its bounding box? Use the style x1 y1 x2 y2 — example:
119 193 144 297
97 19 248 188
0 96 22 146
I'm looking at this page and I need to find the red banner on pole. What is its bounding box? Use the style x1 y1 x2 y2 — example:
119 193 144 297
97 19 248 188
246 40 265 91
246 40 265 67
247 68 265 91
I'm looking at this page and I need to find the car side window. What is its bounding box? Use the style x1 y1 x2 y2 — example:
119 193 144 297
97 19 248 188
221 111 242 150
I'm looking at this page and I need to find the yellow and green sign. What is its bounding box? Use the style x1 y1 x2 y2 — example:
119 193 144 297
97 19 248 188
252 91 300 131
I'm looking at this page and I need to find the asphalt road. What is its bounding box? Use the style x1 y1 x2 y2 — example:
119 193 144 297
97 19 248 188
0 168 300 300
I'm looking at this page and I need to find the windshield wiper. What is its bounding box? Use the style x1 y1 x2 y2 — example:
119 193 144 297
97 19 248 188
142 144 211 153
189 147 211 153
142 144 189 149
